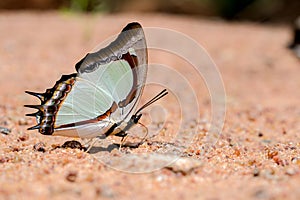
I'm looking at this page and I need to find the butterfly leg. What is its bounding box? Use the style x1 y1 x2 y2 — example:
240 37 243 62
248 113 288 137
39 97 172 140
79 138 93 152
114 131 128 150
84 135 105 153
119 134 129 150
82 138 93 147
85 138 98 153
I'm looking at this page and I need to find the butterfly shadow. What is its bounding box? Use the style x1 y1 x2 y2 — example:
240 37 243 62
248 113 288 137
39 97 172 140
88 141 144 154
88 143 119 154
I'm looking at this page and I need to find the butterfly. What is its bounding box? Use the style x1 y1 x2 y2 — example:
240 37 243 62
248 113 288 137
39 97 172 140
25 22 168 146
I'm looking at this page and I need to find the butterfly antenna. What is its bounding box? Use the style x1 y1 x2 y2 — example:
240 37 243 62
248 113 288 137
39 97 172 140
135 89 168 115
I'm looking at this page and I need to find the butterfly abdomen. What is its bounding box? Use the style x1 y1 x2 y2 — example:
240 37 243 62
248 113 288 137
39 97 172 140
25 73 77 135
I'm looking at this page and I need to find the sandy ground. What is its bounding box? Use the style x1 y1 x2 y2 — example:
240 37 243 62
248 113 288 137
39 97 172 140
0 12 300 199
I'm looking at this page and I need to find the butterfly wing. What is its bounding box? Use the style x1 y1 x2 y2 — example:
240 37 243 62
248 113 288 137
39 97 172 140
25 22 148 138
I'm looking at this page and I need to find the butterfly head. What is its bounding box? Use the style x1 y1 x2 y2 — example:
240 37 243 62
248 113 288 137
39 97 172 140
131 113 142 124
130 89 168 124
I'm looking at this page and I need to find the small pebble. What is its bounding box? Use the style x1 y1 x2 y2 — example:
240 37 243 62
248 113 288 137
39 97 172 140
0 157 9 163
267 150 278 159
61 140 85 150
164 157 202 175
273 156 285 166
291 157 300 165
253 168 260 177
282 128 287 135
0 126 11 135
234 148 241 156
285 168 297 176
33 142 46 153
18 134 29 141
66 171 77 182
18 118 29 126
11 146 22 152
258 132 263 137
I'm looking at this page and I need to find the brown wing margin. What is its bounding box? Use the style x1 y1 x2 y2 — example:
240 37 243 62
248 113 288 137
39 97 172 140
118 52 139 108
55 102 118 129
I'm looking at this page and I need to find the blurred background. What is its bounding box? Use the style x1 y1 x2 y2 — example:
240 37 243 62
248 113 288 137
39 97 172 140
0 0 299 23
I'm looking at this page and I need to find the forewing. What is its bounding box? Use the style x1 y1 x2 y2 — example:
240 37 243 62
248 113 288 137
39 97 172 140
75 22 148 121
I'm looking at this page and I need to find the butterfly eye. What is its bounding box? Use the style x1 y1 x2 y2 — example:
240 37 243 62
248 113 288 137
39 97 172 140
133 114 142 123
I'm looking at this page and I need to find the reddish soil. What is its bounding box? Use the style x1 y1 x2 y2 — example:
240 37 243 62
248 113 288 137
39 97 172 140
0 12 299 199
